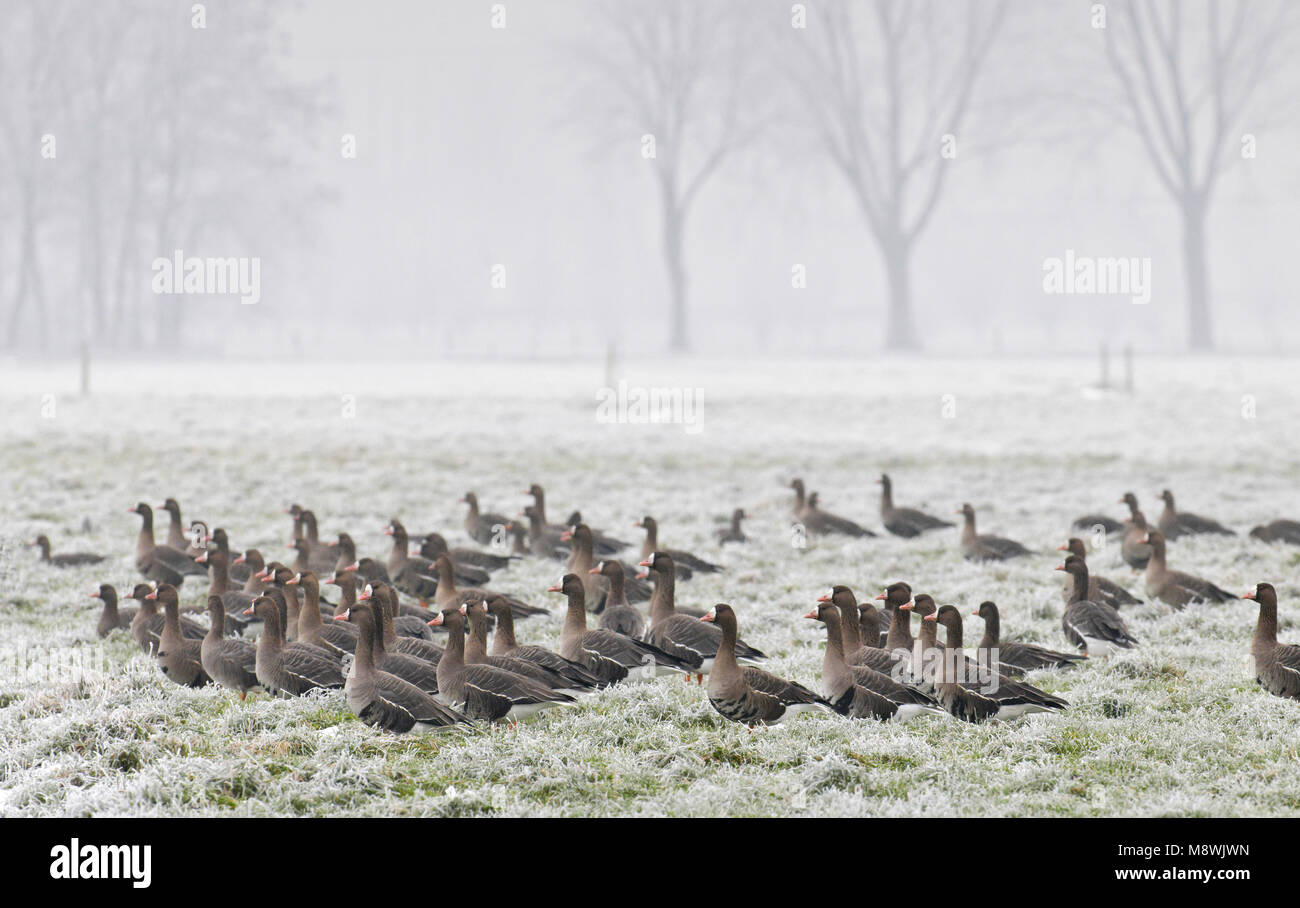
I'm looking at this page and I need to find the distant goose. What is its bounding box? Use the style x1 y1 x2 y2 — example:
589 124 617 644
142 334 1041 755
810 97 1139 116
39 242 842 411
876 474 953 537
129 503 204 586
1142 530 1235 608
716 508 748 545
803 491 876 538
32 535 105 568
1242 583 1300 702
1057 538 1142 609
702 604 830 727
636 516 722 574
462 492 511 546
1157 490 1235 539
92 584 135 638
959 503 1032 561
1250 519 1300 545
1057 557 1138 655
526 482 629 554
1121 510 1154 571
590 560 646 638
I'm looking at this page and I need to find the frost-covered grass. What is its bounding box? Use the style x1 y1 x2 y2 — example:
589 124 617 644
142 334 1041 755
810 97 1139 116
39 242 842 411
2 354 1300 817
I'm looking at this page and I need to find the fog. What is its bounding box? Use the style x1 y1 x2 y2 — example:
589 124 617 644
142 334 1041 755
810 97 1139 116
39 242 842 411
1 0 1297 361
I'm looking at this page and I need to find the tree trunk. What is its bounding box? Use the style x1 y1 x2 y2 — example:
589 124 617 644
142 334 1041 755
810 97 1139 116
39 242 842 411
881 234 918 349
664 214 688 353
1180 195 1212 351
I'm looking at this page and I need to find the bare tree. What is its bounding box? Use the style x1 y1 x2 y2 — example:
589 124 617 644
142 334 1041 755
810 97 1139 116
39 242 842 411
784 0 1006 349
574 0 766 352
1099 0 1293 350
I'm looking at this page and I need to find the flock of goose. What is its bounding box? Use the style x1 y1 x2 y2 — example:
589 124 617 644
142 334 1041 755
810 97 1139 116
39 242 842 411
30 474 1300 734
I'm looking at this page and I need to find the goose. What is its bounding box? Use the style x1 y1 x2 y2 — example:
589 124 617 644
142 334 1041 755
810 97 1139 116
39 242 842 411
636 516 722 573
1242 583 1300 702
701 604 829 726
959 503 1031 561
716 508 748 545
1249 520 1300 545
802 491 876 538
819 590 940 712
92 584 135 637
200 595 259 699
1057 538 1142 608
462 599 596 693
1121 510 1154 571
877 474 954 537
462 492 511 546
1157 490 1235 539
591 560 646 637
1057 557 1139 654
128 503 204 585
241 596 344 696
32 535 105 567
146 584 210 688
484 595 602 690
969 601 1086 673
1142 530 1235 608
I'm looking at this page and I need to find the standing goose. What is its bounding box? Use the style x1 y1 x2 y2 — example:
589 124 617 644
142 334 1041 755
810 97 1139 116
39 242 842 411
156 498 196 554
640 552 765 683
92 584 135 637
129 503 204 585
32 535 105 567
1250 520 1300 545
804 603 936 721
432 553 546 621
820 590 939 710
1142 529 1235 608
234 548 267 593
336 604 466 732
716 508 748 545
1057 538 1142 608
1057 556 1139 654
636 516 721 574
547 574 693 683
591 560 646 637
959 504 1032 561
347 586 439 694
1157 490 1235 539
241 596 344 696
287 572 358 658
201 595 259 699
366 583 444 665
969 602 1086 672
1121 510 1154 571
462 599 595 692
518 505 568 559
1242 583 1300 702
128 583 204 653
526 484 628 554
462 492 511 546
195 548 255 635
931 605 1064 721
297 510 341 567
429 607 575 722
146 584 211 688
203 529 251 584
877 474 953 537
485 595 602 689
877 582 917 656
802 491 876 538
363 580 433 638
567 525 650 609
701 604 829 726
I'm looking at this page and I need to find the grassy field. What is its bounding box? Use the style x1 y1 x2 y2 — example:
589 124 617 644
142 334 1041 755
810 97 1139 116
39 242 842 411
2 354 1299 817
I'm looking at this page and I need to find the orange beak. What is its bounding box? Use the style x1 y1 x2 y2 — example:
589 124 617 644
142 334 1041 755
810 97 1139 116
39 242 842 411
1056 544 1067 551
334 611 349 621
802 609 818 620
1243 590 1257 600
242 606 253 615
145 589 158 600
547 584 561 593
638 558 652 567
874 592 887 601
699 613 714 623
1053 565 1065 572
899 602 913 611
587 567 601 575
817 593 831 602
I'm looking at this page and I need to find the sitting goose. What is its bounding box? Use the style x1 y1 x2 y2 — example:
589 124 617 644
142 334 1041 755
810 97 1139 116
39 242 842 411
462 599 595 693
959 503 1032 561
241 596 344 696
520 505 568 560
92 584 135 638
1250 519 1300 545
1242 583 1300 702
640 552 765 683
1121 510 1154 571
636 516 721 574
485 595 602 690
548 573 695 683
969 601 1086 672
1057 556 1138 654
716 508 748 545
336 603 465 732
701 604 829 726
1057 538 1142 608
590 560 646 638
129 503 204 585
429 607 575 722
877 474 953 538
157 498 194 552
1069 511 1125 535
805 603 940 721
462 492 511 546
526 483 628 554
415 531 513 573
146 584 211 688
389 519 490 588
200 595 259 699
568 526 651 607
1142 529 1235 608
32 535 105 567
929 605 1064 721
821 589 939 711
802 491 876 538
195 548 254 635
1157 490 1235 539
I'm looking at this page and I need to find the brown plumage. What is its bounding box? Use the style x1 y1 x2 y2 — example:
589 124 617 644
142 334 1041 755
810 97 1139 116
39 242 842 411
702 604 828 726
1243 583 1300 702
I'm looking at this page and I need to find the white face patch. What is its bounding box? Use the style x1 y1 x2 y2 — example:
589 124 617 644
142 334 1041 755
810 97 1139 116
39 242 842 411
363 584 373 598
705 606 717 621
823 587 835 601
